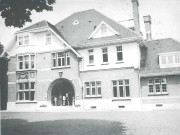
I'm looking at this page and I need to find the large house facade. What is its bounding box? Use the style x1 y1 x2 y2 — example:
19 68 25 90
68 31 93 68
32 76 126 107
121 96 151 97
5 0 180 110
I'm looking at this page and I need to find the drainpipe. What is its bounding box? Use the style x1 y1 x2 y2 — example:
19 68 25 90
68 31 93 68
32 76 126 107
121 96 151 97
138 74 142 110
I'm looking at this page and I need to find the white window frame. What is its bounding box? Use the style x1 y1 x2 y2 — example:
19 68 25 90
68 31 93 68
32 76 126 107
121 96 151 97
18 35 29 46
116 46 123 61
85 81 102 97
148 77 167 95
88 49 94 64
17 54 36 70
102 47 108 63
45 32 52 44
52 52 70 68
159 52 180 68
112 79 130 98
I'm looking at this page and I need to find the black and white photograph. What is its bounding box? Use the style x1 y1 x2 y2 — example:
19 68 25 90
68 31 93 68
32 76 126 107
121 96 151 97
0 0 180 134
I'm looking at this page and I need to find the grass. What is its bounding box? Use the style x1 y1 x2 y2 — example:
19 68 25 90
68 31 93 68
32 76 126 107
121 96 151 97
1 110 180 135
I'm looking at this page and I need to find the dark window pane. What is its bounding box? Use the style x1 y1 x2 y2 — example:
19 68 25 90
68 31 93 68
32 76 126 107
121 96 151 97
92 88 96 95
119 86 123 97
126 86 130 97
67 57 70 65
25 92 29 100
103 54 108 62
117 52 123 61
113 87 117 97
98 87 101 95
149 85 153 93
19 92 23 100
31 82 35 89
58 59 61 66
155 85 160 92
19 62 23 69
62 58 65 66
86 88 90 95
162 84 167 92
25 82 29 89
89 55 94 63
30 91 35 101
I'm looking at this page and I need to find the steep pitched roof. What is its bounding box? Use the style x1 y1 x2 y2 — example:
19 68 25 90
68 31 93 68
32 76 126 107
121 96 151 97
55 9 141 47
141 38 180 77
19 20 49 32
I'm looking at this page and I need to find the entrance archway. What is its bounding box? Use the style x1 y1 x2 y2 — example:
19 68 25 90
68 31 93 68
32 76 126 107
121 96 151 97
48 78 75 106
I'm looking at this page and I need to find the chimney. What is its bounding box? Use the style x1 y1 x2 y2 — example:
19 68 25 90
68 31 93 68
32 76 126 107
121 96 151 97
143 15 152 40
131 0 140 34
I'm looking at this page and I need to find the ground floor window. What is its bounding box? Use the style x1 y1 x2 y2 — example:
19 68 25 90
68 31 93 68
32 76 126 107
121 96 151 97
148 77 167 94
85 81 101 97
112 79 130 98
17 82 35 101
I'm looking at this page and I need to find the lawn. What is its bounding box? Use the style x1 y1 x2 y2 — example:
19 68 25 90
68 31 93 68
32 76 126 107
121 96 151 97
1 110 180 135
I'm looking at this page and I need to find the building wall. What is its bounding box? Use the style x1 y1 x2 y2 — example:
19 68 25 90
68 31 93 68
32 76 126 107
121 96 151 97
79 42 140 71
7 49 82 110
141 75 180 105
80 68 141 109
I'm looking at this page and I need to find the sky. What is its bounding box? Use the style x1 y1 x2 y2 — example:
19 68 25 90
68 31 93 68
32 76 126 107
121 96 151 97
0 0 180 48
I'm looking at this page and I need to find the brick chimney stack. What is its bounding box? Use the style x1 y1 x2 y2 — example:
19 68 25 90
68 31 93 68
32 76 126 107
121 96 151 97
131 0 140 34
143 15 152 40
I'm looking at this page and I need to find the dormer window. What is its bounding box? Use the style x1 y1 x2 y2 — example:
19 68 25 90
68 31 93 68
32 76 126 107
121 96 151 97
73 20 80 25
159 52 180 68
45 32 52 44
101 24 107 33
18 35 29 45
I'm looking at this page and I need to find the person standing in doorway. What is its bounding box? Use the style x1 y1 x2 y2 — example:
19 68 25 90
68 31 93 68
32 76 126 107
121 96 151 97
66 93 69 106
63 95 66 106
54 97 57 106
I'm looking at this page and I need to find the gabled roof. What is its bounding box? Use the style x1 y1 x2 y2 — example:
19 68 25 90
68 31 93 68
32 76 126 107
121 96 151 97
141 38 180 77
55 9 141 47
19 20 49 32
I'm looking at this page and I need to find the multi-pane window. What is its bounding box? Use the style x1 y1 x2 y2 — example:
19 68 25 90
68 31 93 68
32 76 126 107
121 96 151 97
18 54 35 70
102 48 108 63
52 52 70 68
45 33 52 44
17 82 35 101
117 46 123 61
160 53 180 68
18 35 29 45
148 78 167 94
88 49 94 64
85 81 101 97
112 79 130 98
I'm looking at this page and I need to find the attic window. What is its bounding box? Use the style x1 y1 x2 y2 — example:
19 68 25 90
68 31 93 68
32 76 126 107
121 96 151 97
73 20 80 25
101 24 107 33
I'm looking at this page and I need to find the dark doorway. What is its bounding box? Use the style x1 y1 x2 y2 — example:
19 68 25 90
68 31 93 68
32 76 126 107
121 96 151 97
50 78 75 106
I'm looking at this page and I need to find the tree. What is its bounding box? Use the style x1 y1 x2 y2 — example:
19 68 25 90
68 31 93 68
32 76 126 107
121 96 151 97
0 0 56 28
0 42 4 55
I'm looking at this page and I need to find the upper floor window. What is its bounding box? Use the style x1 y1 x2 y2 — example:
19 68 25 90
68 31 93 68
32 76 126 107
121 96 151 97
18 54 35 70
85 81 101 97
101 24 107 33
148 78 167 95
18 35 29 45
52 52 70 68
160 52 180 68
102 48 108 63
117 46 123 61
45 33 52 44
112 79 130 98
88 49 94 64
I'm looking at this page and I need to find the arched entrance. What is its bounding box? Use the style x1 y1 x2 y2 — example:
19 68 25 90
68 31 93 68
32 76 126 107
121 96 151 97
48 78 75 106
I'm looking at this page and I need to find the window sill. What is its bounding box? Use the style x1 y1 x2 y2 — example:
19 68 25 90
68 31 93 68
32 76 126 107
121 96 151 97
17 69 37 72
148 93 169 96
85 96 102 98
87 64 95 66
51 66 71 70
101 62 109 65
116 61 124 64
112 97 131 101
15 101 37 104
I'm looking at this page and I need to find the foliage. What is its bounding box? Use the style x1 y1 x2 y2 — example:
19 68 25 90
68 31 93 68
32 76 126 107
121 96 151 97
0 0 56 28
0 43 4 55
